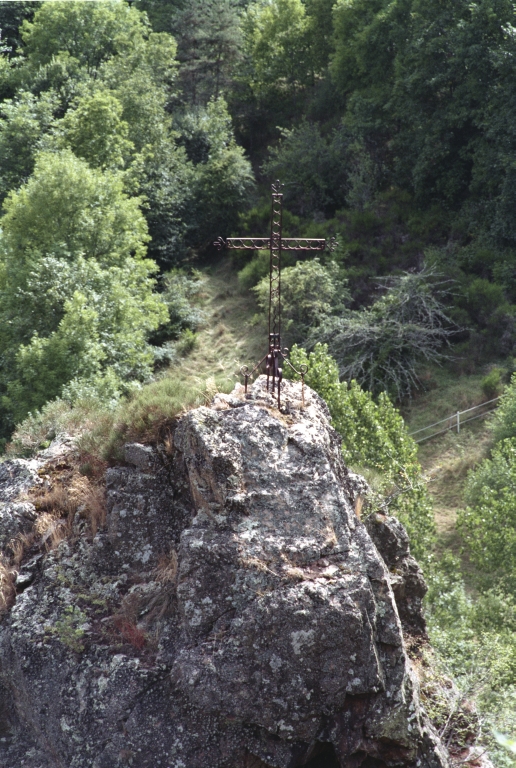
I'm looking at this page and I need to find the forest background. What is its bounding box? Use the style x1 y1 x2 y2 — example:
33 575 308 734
1 0 516 763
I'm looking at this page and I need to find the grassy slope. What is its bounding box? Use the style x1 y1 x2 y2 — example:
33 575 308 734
182 256 265 384
401 366 496 565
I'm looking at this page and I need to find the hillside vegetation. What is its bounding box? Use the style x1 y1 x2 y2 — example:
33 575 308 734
2 0 516 764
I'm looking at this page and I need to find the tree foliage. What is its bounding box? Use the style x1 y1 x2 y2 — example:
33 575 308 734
460 438 516 589
172 0 243 105
0 0 256 440
0 0 253 269
20 0 144 73
254 258 349 345
488 373 516 443
0 150 167 435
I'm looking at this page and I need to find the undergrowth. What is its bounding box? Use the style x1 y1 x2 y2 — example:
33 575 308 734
5 360 235 463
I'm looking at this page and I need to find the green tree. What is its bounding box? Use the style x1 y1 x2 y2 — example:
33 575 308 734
263 121 350 217
4 292 106 425
0 150 167 435
243 0 313 96
20 0 145 74
0 1 41 57
1 150 148 282
330 0 516 244
254 259 349 345
460 438 516 587
179 97 254 247
57 90 134 170
489 373 516 443
303 0 336 73
0 0 253 267
0 90 56 199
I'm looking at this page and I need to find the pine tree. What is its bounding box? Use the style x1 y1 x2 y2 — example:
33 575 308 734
171 0 243 105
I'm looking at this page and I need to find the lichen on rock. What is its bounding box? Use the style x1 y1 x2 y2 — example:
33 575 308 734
0 377 450 768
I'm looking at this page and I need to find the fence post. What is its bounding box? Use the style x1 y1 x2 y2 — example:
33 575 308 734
456 411 460 434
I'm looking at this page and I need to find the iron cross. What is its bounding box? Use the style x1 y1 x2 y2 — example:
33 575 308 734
214 180 337 408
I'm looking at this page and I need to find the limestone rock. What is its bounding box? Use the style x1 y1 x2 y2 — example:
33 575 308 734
0 377 450 768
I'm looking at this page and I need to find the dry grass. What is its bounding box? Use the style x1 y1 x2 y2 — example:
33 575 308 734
417 422 493 561
156 549 178 584
0 457 109 607
0 557 16 613
171 258 264 388
239 555 280 579
30 467 106 541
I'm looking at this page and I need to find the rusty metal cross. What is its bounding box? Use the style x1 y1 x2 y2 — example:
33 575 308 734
215 180 336 408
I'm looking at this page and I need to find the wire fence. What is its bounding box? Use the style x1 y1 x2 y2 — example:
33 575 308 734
408 395 502 444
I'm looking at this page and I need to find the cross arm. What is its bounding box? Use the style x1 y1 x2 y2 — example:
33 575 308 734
281 238 326 251
214 237 270 250
214 236 338 252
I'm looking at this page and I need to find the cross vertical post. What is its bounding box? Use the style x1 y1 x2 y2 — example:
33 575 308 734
267 181 283 398
214 180 337 408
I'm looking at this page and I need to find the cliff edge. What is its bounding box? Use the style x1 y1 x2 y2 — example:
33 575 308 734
0 377 449 768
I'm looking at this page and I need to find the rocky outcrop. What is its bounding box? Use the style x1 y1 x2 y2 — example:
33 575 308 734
364 513 428 638
0 377 449 768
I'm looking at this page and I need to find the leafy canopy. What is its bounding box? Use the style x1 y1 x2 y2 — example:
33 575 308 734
20 0 145 73
0 150 167 435
254 258 349 346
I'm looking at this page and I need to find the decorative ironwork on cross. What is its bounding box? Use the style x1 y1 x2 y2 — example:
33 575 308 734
214 180 337 408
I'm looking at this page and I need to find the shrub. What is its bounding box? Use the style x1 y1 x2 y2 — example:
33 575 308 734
254 259 349 346
176 328 198 356
482 367 504 400
491 373 516 443
150 269 205 346
424 554 516 765
6 368 236 462
237 250 270 291
286 343 435 558
459 437 516 586
51 606 87 653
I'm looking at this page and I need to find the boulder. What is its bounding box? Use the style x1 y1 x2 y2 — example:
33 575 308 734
0 377 449 768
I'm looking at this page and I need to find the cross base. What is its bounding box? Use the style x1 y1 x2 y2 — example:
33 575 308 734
240 334 307 410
